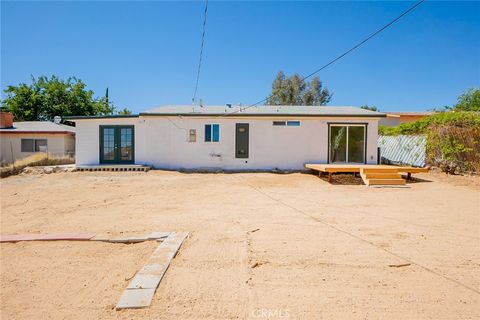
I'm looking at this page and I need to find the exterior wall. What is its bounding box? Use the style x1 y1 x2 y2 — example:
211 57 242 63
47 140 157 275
379 117 401 127
0 133 74 164
75 118 143 166
399 115 428 124
380 115 429 127
75 116 379 170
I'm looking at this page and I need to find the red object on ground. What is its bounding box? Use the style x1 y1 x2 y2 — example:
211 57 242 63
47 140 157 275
0 233 96 243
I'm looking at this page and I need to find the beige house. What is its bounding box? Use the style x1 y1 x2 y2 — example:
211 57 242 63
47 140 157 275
0 112 75 164
379 112 433 127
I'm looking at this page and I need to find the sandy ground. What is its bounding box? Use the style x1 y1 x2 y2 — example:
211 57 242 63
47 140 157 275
0 170 479 319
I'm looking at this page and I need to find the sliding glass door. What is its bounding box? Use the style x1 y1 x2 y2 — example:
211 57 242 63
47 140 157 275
329 124 366 163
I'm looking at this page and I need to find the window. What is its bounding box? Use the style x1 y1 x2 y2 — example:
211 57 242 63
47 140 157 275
21 139 34 152
273 121 301 126
21 139 48 152
205 124 219 142
287 121 301 127
35 139 48 152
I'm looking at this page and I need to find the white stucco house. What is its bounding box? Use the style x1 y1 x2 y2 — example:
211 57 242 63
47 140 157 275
67 105 386 171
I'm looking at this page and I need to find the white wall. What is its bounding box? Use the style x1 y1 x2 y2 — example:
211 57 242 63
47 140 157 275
75 116 379 170
75 118 143 166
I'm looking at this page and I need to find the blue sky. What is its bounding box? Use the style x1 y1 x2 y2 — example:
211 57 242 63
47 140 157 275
1 1 479 113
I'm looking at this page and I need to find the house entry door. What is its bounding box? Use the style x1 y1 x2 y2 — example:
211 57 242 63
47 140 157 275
235 123 249 158
329 124 366 163
100 125 134 164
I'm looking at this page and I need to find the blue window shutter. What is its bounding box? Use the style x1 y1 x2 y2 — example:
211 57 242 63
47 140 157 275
205 124 212 142
212 124 219 142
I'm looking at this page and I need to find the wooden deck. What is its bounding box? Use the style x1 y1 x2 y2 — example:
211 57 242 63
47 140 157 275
305 164 429 186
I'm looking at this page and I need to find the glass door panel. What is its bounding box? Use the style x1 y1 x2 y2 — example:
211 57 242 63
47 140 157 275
329 125 366 163
347 126 365 163
329 126 347 163
119 127 133 162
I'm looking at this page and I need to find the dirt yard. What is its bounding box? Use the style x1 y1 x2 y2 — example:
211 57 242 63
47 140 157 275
0 170 479 319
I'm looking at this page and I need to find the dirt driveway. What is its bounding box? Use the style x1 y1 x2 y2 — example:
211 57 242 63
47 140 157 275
1 171 479 319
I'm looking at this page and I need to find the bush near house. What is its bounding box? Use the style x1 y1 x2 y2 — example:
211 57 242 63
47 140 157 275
0 153 74 178
379 111 480 174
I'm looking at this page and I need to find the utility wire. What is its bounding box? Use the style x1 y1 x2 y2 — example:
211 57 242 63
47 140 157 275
192 0 209 104
219 0 426 117
241 177 480 296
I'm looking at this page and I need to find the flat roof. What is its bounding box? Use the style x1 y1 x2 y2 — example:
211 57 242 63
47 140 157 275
141 105 387 117
64 114 139 120
65 106 387 120
0 121 75 134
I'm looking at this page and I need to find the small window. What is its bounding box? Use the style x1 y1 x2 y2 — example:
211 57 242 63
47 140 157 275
205 124 220 142
273 121 286 126
189 129 196 142
35 139 48 152
21 139 34 152
287 121 301 127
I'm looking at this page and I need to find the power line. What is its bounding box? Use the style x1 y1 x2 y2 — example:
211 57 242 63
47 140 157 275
192 0 209 104
220 0 426 117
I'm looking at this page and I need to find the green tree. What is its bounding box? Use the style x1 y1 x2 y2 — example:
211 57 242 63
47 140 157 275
267 70 332 106
117 108 132 115
453 88 480 112
360 105 379 112
1 75 115 121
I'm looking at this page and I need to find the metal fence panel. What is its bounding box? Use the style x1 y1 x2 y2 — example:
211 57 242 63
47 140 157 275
378 135 426 167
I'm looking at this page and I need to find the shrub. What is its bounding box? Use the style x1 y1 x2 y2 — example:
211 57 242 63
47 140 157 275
0 153 74 178
380 111 480 174
379 111 480 136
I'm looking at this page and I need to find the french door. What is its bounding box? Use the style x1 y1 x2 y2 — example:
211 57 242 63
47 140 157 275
329 124 366 163
100 125 134 164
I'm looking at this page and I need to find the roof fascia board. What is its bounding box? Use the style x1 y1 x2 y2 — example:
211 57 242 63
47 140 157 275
139 113 386 118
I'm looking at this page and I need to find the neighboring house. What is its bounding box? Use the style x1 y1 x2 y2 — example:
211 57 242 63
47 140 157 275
379 112 433 127
0 112 75 164
67 105 386 171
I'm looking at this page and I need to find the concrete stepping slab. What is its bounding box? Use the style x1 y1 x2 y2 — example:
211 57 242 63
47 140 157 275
138 263 168 276
109 236 149 243
116 288 156 309
115 231 189 309
127 274 161 289
90 234 112 242
147 232 170 240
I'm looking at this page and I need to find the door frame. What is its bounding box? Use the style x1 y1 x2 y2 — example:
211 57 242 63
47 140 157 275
235 123 249 159
99 125 135 164
327 123 367 164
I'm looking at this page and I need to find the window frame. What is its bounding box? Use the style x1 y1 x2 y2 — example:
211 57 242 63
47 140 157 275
21 139 35 152
35 139 48 152
286 121 301 127
21 138 48 153
204 124 220 142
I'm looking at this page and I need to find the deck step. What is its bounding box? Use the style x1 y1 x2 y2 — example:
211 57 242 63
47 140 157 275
360 168 406 186
364 173 402 179
360 168 400 173
364 178 406 186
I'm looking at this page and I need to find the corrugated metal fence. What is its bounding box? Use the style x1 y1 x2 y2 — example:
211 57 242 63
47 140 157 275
378 135 426 167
